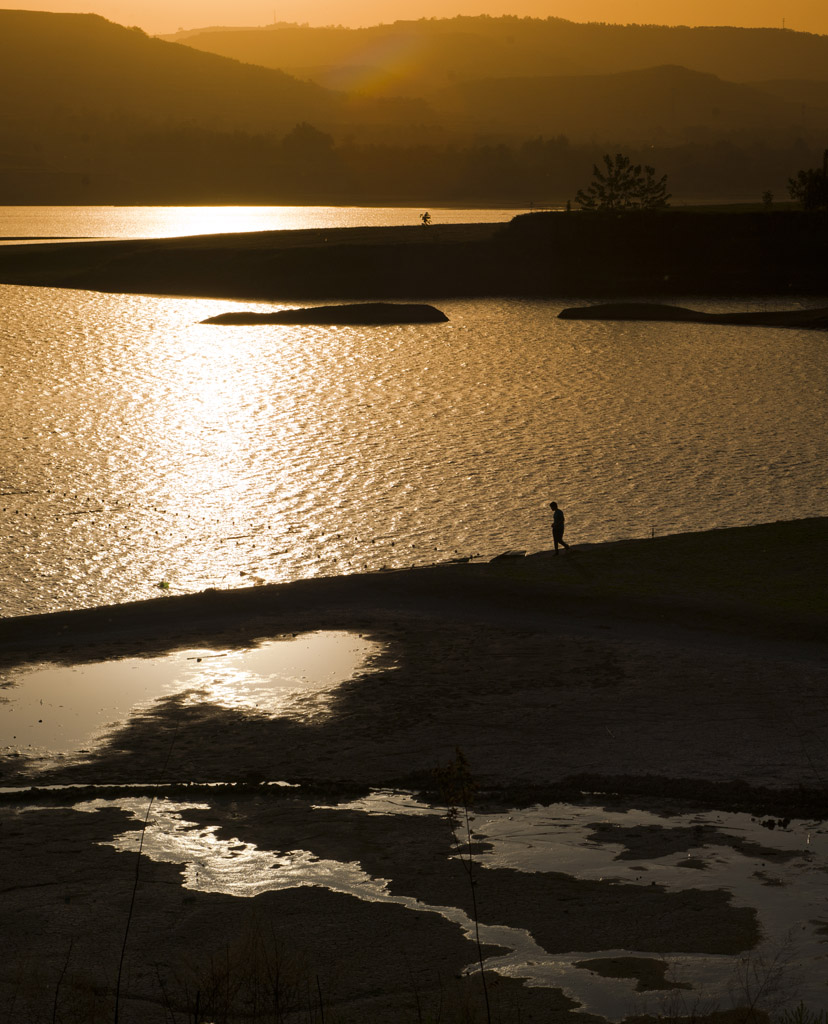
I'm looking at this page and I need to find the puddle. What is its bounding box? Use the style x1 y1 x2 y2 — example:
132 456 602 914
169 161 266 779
74 794 545 996
71 791 828 1019
0 631 381 758
467 802 828 1015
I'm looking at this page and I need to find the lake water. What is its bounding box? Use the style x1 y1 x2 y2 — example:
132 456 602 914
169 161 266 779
0 203 535 242
1 207 826 618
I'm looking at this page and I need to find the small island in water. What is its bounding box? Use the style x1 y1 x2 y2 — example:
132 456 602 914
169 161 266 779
558 302 828 329
201 302 449 325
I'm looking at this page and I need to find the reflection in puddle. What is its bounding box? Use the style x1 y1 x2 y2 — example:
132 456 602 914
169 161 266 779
75 795 543 975
470 803 828 1015
74 792 828 1019
0 631 381 758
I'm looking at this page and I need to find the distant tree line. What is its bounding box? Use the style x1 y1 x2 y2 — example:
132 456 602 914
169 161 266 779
0 114 824 207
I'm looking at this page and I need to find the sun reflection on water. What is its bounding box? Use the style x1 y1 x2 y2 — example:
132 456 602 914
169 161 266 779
4 286 828 617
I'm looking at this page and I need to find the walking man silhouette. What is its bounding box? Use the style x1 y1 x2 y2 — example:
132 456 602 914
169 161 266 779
549 501 569 555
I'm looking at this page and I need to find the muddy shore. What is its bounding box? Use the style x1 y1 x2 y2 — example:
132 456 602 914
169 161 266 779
2 516 826 801
1 519 826 1022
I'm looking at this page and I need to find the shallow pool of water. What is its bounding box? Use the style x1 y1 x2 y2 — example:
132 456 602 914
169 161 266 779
73 789 828 1018
0 631 382 759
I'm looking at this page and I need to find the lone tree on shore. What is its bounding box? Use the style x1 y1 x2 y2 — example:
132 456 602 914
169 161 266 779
575 153 670 211
788 149 828 210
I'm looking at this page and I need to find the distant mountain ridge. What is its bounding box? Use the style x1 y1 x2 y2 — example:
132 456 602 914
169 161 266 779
161 15 828 95
0 9 432 203
0 10 335 133
1 9 824 205
3 9 823 143
156 15 828 142
0 9 429 136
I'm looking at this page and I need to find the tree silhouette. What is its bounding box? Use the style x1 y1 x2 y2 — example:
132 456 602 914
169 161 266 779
575 153 670 211
788 149 828 210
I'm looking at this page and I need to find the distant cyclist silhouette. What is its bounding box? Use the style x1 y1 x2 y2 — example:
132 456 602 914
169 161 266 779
420 211 431 226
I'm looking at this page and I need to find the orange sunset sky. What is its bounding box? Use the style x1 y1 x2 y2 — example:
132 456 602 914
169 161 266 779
8 1 828 35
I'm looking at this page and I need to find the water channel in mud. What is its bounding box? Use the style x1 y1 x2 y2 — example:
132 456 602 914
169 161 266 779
71 789 828 1019
5 631 828 1017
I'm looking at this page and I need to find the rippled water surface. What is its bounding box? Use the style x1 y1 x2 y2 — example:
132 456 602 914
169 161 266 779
2 284 827 617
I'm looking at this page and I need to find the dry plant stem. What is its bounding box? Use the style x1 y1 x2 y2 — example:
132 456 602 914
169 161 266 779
113 793 155 1023
461 802 490 1021
114 723 179 1024
405 952 424 1024
152 964 178 1024
437 748 491 1024
732 941 798 1024
316 974 325 1023
52 938 73 1024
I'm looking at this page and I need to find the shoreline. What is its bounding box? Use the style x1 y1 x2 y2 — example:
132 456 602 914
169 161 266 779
2 516 825 805
2 516 824 661
4 206 828 1020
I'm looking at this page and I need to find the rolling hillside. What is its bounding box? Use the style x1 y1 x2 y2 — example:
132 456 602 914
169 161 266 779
159 15 828 143
2 10 824 204
0 9 439 202
440 64 828 143
0 10 338 134
0 9 433 139
163 16 828 98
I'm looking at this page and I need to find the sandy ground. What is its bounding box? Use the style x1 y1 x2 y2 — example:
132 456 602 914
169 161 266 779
1 525 826 1022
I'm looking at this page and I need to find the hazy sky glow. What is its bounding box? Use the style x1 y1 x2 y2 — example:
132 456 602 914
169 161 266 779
10 2 828 35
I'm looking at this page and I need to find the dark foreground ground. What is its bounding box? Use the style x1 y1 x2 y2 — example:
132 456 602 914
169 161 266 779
0 519 825 1022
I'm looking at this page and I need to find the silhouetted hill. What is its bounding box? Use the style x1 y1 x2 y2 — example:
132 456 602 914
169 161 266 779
0 9 437 202
162 16 828 98
2 10 824 205
0 10 338 133
0 9 431 142
748 78 828 107
164 20 558 96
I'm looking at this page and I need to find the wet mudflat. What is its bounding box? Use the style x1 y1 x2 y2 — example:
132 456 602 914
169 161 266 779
2 784 826 1023
1 528 827 1022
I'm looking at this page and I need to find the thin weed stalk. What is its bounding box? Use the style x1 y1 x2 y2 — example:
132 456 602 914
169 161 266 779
114 722 179 1023
436 748 492 1024
51 938 74 1023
